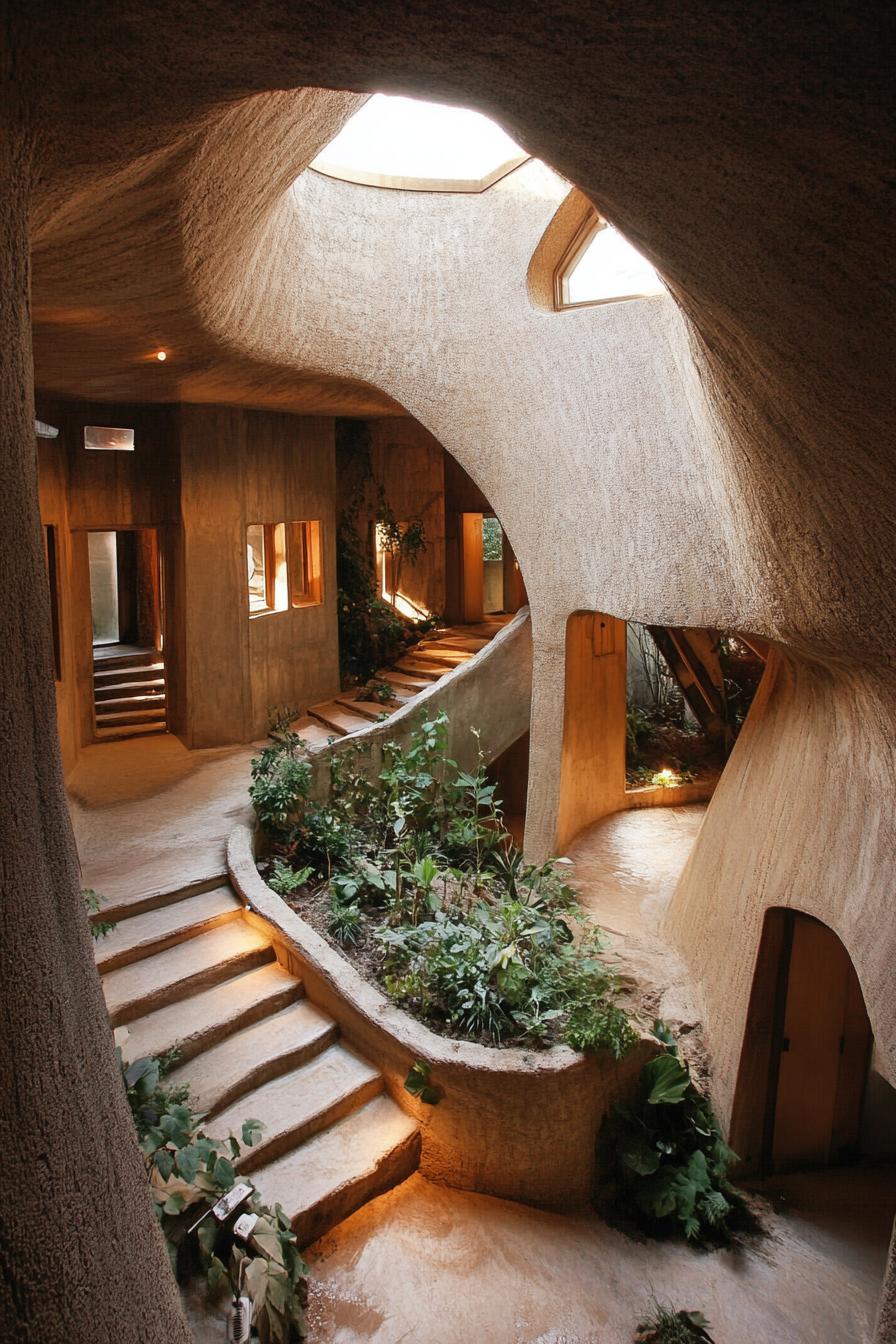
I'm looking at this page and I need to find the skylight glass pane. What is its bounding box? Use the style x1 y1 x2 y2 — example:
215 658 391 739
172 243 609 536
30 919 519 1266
566 226 665 305
310 94 526 190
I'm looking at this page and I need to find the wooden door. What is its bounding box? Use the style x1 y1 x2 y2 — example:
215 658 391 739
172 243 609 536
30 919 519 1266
772 915 872 1169
460 513 484 623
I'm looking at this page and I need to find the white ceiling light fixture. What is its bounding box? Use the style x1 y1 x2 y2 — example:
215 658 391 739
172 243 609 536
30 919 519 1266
309 94 530 193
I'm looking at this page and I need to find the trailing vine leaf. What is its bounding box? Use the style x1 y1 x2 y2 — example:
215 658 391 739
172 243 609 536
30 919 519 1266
404 1059 442 1105
242 1117 264 1148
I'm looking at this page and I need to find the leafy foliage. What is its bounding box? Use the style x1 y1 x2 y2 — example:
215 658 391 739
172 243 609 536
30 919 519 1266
606 1024 740 1242
334 418 435 684
254 711 635 1055
119 1050 308 1341
404 1059 442 1105
249 733 313 840
268 859 314 897
83 887 116 940
635 1301 715 1343
482 516 503 561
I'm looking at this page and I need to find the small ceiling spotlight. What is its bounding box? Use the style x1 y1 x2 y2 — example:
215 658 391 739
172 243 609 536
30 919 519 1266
155 349 168 361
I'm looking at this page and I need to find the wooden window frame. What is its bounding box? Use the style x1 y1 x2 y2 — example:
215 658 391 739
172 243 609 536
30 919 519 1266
554 212 664 311
247 522 287 618
288 519 323 610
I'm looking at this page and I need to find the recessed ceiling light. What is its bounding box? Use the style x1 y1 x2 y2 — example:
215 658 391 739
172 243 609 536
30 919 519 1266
155 350 167 361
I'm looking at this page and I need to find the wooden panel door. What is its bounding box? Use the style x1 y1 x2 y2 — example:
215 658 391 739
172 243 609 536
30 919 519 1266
772 916 871 1169
460 513 484 623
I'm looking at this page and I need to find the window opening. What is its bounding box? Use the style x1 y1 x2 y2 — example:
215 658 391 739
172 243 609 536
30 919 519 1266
482 516 504 614
556 218 664 308
288 520 323 608
247 523 287 616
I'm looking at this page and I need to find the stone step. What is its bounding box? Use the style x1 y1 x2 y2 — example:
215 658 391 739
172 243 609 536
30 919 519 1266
252 1093 421 1247
288 715 337 750
308 701 371 736
103 921 273 1026
334 696 395 722
94 677 166 701
94 885 243 973
92 873 229 926
406 648 472 667
213 1044 383 1172
377 669 432 693
116 961 304 1065
419 634 489 652
95 705 167 727
170 1000 339 1117
94 660 165 684
94 691 167 713
94 721 168 741
391 659 444 680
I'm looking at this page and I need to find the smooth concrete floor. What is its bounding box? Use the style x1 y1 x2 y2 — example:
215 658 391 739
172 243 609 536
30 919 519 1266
303 1169 893 1344
566 804 707 938
68 732 256 901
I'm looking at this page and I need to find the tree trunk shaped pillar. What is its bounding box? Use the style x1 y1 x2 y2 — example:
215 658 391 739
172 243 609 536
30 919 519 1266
0 110 190 1343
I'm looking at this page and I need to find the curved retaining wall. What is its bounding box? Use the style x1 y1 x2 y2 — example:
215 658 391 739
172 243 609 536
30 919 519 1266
228 823 656 1207
305 606 534 794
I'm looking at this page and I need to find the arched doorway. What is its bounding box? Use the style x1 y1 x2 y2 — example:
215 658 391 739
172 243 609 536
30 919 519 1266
731 910 875 1173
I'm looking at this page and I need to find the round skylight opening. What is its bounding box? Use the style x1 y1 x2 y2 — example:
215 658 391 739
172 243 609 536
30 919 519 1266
309 94 529 192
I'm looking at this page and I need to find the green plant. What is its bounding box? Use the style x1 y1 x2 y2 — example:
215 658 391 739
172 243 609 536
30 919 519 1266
635 1301 714 1343
120 1048 189 1138
327 897 365 945
250 736 312 838
482 516 503 561
267 704 301 740
362 679 394 705
626 707 653 762
256 712 636 1055
607 1027 739 1241
334 418 434 684
268 859 313 897
83 887 116 940
375 493 427 607
404 1059 441 1105
121 1052 308 1341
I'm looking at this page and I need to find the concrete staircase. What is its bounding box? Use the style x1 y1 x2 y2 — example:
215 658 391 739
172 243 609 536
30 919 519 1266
93 646 167 740
97 885 420 1245
296 618 511 742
